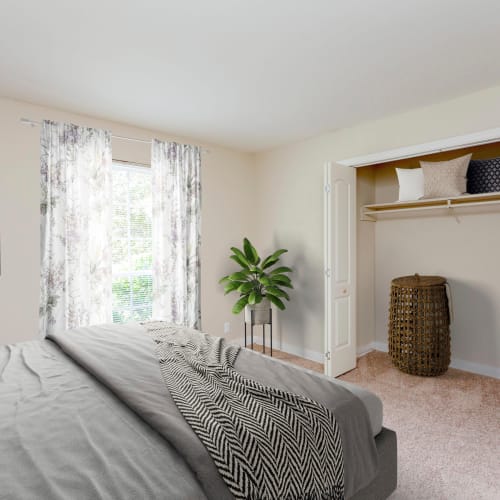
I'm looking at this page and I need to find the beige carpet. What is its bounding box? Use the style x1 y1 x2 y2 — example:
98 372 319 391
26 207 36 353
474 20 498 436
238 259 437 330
339 351 500 500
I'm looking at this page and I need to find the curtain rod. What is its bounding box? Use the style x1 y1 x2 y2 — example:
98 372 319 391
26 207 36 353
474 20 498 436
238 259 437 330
19 118 210 153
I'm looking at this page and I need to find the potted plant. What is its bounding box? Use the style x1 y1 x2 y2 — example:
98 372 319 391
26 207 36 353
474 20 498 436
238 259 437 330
219 238 293 324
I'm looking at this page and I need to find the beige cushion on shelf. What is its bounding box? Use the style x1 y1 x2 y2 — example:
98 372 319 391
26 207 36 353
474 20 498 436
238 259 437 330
420 154 471 198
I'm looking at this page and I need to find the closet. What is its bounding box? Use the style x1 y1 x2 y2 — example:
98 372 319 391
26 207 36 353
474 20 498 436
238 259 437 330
324 128 500 378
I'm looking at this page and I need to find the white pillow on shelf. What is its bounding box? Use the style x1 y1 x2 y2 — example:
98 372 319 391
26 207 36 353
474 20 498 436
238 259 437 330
395 168 424 201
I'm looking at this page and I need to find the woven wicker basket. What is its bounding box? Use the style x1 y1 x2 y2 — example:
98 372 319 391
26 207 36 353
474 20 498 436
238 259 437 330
388 274 450 376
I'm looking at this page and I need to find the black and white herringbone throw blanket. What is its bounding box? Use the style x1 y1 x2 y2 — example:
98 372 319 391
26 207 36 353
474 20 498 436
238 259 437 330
144 322 345 500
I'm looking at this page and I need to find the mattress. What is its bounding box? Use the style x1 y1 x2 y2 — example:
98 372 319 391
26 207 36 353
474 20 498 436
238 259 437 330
335 378 383 437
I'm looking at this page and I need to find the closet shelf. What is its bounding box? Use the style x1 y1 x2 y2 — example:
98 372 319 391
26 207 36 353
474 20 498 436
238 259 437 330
362 191 500 220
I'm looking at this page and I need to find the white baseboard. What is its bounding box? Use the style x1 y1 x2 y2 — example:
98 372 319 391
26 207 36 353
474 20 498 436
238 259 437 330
356 343 379 357
449 358 500 379
359 341 499 379
238 336 499 379
280 341 324 364
372 341 389 353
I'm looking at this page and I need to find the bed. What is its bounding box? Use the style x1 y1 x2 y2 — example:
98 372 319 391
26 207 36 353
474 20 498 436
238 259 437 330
0 323 396 499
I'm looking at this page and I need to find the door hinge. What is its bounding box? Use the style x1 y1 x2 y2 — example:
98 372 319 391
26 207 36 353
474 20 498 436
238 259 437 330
324 183 331 193
325 351 331 360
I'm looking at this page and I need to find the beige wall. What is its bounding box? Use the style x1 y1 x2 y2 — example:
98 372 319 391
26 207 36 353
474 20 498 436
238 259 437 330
0 97 256 345
3 83 500 371
255 84 500 370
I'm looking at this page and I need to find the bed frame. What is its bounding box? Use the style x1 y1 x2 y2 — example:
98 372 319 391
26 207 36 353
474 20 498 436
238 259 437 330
351 427 397 499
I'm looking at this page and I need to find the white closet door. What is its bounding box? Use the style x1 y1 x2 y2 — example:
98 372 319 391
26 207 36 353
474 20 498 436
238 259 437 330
324 162 356 377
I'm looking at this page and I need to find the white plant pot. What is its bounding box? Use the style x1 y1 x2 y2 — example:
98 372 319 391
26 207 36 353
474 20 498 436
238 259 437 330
244 298 271 325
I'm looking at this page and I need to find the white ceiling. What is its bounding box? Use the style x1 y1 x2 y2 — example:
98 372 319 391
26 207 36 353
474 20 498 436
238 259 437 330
2 1 500 152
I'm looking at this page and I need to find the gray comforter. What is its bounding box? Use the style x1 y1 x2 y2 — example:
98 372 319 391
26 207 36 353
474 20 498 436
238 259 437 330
0 323 378 500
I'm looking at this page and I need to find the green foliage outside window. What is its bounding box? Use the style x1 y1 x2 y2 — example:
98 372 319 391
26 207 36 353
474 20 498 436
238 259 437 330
111 165 153 323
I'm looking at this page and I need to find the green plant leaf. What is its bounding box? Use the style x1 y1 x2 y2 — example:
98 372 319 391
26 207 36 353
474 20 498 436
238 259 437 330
228 271 250 281
260 255 273 269
261 257 279 270
224 281 241 295
266 286 290 301
248 291 257 305
218 275 231 284
232 296 249 314
238 282 254 294
267 294 286 310
270 266 293 275
271 274 293 287
271 280 293 289
261 249 288 269
230 247 251 268
258 275 272 286
243 238 259 265
230 254 250 270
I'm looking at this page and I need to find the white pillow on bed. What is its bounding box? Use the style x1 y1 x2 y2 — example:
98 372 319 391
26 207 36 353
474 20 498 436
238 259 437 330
395 167 424 201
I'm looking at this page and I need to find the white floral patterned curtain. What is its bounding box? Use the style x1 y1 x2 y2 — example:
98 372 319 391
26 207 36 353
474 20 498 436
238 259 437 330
151 140 201 329
39 120 113 337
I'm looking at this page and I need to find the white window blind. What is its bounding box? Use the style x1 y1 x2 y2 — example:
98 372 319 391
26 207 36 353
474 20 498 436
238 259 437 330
112 162 153 323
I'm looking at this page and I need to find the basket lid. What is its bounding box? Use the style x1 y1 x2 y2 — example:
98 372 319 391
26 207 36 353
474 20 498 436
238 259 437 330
392 273 446 287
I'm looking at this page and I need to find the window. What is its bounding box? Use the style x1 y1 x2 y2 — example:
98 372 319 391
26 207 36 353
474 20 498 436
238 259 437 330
112 162 153 323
